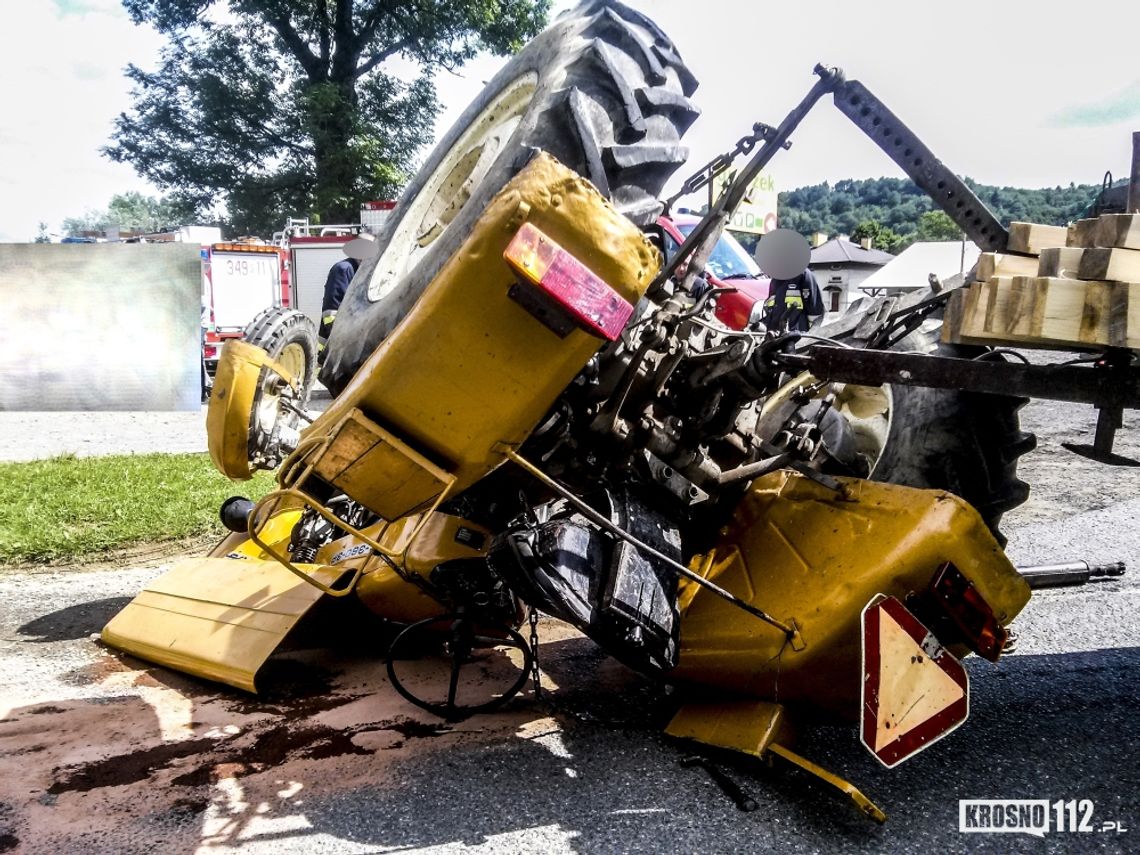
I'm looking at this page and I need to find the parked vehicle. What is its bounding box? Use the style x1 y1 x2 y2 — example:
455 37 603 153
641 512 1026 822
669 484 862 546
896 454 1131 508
201 241 289 376
272 205 396 331
654 213 770 329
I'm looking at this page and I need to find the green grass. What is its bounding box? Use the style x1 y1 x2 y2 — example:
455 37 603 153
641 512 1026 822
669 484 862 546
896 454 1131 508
0 453 276 565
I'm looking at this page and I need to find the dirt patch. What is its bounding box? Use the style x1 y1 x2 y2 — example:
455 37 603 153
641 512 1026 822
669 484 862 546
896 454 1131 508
48 737 218 794
0 802 15 854
1 533 217 575
248 722 374 766
384 718 454 739
229 659 343 713
0 604 654 851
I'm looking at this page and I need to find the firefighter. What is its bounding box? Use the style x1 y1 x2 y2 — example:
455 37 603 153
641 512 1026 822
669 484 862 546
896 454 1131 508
753 229 823 333
318 233 378 363
760 267 824 332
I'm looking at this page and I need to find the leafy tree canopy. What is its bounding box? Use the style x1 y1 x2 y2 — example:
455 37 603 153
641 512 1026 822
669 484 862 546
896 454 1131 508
62 192 197 237
915 210 962 242
106 0 550 236
62 210 112 238
851 219 905 254
110 191 199 232
779 177 1102 248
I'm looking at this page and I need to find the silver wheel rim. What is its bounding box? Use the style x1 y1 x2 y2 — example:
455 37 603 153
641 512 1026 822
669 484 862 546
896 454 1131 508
368 72 539 302
831 382 893 473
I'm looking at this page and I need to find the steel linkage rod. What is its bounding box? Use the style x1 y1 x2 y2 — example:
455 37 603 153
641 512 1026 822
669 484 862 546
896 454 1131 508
777 345 1140 410
653 65 845 297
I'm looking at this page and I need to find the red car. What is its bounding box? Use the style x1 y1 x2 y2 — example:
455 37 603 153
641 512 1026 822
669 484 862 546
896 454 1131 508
653 214 771 330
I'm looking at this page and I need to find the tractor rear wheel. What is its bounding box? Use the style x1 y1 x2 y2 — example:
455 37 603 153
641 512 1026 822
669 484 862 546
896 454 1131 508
831 327 1035 542
320 0 700 395
871 338 1034 543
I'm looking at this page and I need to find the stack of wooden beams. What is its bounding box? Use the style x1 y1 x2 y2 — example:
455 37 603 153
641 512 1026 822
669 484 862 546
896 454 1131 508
943 214 1140 350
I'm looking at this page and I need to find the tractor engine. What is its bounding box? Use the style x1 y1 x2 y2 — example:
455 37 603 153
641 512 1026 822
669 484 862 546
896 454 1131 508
518 284 870 528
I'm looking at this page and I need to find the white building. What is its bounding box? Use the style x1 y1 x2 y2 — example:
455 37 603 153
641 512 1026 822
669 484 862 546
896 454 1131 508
859 240 981 297
808 238 895 315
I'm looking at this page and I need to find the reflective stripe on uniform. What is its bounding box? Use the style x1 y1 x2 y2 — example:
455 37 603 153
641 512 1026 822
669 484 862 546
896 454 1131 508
765 294 804 309
318 310 337 349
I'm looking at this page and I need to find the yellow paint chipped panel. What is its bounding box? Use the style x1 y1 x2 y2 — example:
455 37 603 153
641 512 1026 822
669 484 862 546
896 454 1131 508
207 340 269 481
292 152 661 520
674 471 1029 718
665 700 791 757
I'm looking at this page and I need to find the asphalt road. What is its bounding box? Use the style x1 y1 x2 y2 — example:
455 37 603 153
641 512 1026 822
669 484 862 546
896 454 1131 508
0 399 1137 852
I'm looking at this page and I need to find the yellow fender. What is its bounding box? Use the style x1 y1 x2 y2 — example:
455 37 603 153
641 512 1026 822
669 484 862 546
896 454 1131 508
206 339 297 481
674 470 1030 717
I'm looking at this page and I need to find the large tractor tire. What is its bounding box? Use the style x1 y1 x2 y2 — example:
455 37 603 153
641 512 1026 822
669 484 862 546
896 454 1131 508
320 0 700 395
835 327 1035 542
871 341 1034 543
243 307 319 405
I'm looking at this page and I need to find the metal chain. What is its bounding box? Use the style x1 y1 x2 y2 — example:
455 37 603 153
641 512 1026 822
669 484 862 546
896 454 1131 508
665 123 777 208
528 609 542 701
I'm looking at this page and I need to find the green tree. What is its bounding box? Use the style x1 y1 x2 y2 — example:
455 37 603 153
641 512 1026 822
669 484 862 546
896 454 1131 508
778 177 1100 242
61 193 198 237
34 222 52 244
62 209 113 238
107 191 196 232
851 219 905 254
915 210 962 241
106 0 549 236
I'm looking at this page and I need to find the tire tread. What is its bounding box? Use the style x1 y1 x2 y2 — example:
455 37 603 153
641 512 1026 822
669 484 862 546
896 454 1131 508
243 307 318 404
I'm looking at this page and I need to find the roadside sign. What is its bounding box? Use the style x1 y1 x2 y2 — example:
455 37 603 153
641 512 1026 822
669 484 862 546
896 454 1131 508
711 169 778 235
860 595 969 768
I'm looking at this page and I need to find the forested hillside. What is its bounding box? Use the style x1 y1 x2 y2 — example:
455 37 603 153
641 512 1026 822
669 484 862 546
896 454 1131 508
778 177 1105 243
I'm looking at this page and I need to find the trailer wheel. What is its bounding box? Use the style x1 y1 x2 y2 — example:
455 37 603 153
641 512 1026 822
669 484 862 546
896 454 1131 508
243 307 319 405
832 328 1035 543
321 0 700 395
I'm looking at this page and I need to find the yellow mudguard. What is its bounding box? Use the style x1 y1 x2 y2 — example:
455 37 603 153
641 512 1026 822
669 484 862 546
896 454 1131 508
675 471 1031 717
101 557 345 692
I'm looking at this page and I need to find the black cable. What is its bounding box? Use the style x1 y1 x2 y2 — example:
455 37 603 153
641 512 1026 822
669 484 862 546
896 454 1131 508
973 348 1030 364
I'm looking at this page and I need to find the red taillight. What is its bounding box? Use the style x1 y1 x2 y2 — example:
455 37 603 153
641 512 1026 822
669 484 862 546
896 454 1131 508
929 562 1007 662
203 344 218 360
503 222 633 341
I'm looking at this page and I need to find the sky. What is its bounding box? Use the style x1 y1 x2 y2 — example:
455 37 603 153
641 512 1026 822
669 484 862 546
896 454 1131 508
1 0 1137 242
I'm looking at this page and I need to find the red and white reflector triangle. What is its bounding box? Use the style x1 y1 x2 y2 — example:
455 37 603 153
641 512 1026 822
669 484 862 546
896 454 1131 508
860 595 969 768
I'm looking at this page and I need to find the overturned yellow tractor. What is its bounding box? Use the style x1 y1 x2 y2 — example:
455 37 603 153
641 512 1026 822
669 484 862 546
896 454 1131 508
104 1 1042 822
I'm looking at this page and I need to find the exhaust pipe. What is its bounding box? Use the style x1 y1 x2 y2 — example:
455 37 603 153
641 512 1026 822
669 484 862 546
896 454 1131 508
1017 560 1125 590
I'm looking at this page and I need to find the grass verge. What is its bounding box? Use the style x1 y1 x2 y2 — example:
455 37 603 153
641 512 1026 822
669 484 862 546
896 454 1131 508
0 453 276 566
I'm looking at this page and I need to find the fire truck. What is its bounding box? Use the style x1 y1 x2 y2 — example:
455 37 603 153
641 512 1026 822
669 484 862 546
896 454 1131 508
200 241 291 376
274 201 396 329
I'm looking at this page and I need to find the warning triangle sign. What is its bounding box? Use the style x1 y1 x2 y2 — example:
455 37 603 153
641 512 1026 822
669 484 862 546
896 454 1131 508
861 595 969 768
